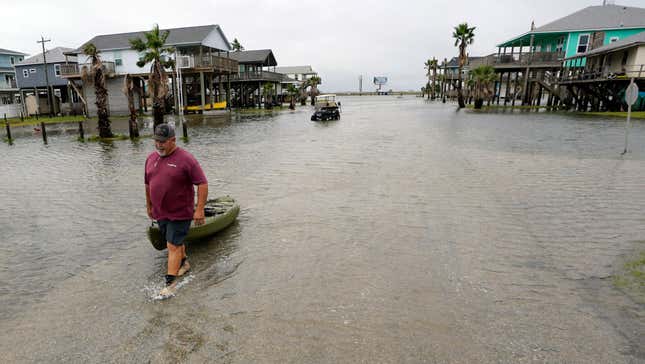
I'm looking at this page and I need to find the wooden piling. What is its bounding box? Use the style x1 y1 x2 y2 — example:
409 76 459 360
5 114 12 142
41 122 47 144
182 121 188 139
78 121 85 141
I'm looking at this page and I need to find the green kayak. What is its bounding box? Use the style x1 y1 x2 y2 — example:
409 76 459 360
147 196 240 250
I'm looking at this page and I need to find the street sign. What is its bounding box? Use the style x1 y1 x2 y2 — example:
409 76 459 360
625 82 639 105
622 79 638 155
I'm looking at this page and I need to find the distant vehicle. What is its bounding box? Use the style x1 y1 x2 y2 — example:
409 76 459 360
311 94 340 121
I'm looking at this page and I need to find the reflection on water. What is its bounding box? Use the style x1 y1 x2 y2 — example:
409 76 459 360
0 97 644 363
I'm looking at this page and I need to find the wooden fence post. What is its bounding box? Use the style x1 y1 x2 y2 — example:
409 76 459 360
78 121 85 141
5 114 12 143
41 122 47 144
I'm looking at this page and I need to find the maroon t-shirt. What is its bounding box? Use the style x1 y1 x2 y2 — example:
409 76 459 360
145 147 207 221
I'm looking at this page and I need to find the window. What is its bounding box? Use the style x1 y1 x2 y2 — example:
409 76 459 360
556 37 565 52
54 64 61 77
546 44 552 52
610 36 619 43
577 34 590 54
22 69 28 78
29 68 36 74
115 59 122 66
10 57 14 65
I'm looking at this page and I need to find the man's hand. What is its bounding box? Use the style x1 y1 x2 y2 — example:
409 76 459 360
193 208 205 226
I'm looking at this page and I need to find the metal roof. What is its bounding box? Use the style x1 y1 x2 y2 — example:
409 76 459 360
498 5 645 47
227 49 277 66
16 47 76 66
0 48 27 56
70 24 230 52
274 65 315 74
573 30 645 58
535 5 645 32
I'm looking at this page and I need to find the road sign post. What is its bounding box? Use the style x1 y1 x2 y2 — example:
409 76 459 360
622 78 639 155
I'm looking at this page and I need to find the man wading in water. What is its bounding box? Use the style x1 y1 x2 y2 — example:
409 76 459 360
145 123 208 297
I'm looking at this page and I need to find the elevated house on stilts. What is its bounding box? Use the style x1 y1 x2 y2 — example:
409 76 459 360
492 4 645 108
562 29 645 111
225 49 286 108
62 24 238 116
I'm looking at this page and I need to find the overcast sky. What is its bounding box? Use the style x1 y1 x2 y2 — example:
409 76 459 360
4 0 645 91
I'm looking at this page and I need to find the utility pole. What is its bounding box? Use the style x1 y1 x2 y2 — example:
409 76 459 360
358 75 363 96
37 36 53 116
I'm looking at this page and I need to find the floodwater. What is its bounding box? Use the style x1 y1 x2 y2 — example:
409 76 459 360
0 96 644 363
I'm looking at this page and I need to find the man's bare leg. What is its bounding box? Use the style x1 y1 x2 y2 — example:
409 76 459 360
178 245 190 276
167 242 182 276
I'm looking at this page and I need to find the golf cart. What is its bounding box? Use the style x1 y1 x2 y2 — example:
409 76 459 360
311 94 340 121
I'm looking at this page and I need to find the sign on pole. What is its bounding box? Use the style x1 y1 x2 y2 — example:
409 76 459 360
625 82 639 106
622 78 639 155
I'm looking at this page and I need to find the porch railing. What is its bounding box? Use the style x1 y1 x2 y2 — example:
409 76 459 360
560 64 645 82
230 70 285 82
178 54 238 73
60 62 116 77
495 51 565 66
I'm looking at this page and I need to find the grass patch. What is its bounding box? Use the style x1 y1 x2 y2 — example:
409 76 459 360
6 115 86 127
86 134 131 142
4 114 140 127
585 111 645 120
613 251 645 303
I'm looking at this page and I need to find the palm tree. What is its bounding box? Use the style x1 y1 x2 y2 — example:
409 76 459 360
262 83 274 109
424 59 432 99
308 76 321 105
424 58 438 100
471 65 496 109
123 74 140 138
298 82 308 106
286 84 298 109
81 43 113 138
129 24 174 128
453 23 476 108
231 38 244 51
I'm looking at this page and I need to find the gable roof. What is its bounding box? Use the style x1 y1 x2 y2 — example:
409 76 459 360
0 48 27 56
498 5 645 47
16 47 76 66
576 30 645 58
71 24 230 52
535 5 645 33
227 49 277 66
274 65 315 75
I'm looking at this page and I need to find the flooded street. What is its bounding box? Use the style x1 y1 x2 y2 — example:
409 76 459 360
1 96 644 363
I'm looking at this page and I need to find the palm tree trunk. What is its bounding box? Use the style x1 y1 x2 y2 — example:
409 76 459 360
457 43 467 108
125 75 139 138
94 67 113 138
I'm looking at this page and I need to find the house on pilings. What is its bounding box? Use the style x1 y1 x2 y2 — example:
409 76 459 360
224 49 288 108
62 24 238 116
562 30 645 111
492 4 645 108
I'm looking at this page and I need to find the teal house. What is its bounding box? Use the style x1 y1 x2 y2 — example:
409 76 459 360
0 48 27 105
496 4 645 68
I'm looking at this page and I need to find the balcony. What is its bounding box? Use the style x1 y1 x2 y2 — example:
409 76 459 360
494 51 565 68
0 79 17 90
230 70 285 83
177 55 238 74
60 62 116 77
559 64 645 83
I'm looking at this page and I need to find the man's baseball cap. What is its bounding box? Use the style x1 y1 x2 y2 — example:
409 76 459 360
153 123 175 141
